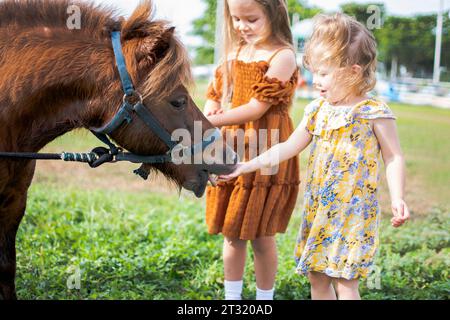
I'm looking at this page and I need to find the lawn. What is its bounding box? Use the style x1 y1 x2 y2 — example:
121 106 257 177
14 82 450 300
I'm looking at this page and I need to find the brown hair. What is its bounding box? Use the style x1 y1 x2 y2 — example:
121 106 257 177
219 0 293 106
303 13 378 97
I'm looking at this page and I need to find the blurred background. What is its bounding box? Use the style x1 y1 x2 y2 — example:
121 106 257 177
16 0 449 300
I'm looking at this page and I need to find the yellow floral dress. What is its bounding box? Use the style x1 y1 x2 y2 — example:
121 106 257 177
294 97 396 280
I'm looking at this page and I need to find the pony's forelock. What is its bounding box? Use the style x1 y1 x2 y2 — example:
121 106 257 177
120 0 193 101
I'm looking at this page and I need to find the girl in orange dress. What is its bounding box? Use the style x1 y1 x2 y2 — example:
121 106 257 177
204 0 300 300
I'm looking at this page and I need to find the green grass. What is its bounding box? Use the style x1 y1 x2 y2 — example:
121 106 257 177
16 185 449 300
13 84 450 300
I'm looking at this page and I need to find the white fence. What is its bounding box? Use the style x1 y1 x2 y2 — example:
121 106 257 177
376 78 450 109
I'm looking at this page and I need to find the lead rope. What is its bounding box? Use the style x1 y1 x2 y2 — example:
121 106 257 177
0 147 155 180
0 148 112 167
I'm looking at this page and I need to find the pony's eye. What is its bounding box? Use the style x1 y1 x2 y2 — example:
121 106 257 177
170 96 187 109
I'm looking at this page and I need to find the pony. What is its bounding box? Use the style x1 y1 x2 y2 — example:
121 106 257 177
0 0 235 299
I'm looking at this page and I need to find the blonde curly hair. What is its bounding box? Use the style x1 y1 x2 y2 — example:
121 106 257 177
303 13 378 97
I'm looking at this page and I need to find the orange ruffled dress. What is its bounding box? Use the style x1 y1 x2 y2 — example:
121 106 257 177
205 49 300 240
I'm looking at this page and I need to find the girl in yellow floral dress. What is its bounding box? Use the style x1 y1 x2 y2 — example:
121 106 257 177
220 13 410 300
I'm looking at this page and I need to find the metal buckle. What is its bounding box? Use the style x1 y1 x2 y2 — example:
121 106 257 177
123 92 143 105
111 147 123 163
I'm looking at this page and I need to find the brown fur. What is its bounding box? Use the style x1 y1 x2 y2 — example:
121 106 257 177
0 0 233 299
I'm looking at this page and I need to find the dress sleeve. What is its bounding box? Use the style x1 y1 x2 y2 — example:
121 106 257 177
303 98 323 134
354 99 397 120
206 66 224 102
250 71 298 106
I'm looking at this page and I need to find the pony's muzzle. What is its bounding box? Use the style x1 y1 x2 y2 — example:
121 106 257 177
201 138 239 177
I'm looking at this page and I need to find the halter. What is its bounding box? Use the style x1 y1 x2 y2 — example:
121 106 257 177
0 31 222 179
90 31 221 166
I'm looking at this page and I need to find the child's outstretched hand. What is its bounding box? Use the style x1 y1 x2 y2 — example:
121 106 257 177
218 162 254 182
391 198 410 228
205 106 224 116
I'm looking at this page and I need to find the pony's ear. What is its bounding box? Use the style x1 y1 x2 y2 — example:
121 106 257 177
136 27 176 65
161 27 176 42
121 0 154 40
150 26 176 58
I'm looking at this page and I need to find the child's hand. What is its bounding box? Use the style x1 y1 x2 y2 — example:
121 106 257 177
204 106 224 116
391 198 410 228
218 162 253 181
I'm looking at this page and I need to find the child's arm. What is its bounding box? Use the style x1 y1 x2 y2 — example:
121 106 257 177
219 117 312 180
204 58 233 117
207 97 271 127
373 118 410 228
207 49 297 127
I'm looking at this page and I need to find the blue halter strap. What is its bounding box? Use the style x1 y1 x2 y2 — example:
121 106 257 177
111 31 135 96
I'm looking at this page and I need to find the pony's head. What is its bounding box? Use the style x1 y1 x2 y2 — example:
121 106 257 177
0 0 236 197
97 1 236 197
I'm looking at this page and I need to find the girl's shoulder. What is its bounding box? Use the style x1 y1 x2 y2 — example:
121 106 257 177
353 98 396 120
266 46 297 67
262 47 298 83
304 98 326 116
303 97 396 135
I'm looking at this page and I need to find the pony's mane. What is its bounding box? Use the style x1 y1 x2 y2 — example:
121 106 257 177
0 0 193 101
0 0 116 38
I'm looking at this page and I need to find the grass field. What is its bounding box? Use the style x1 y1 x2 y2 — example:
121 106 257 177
14 83 450 300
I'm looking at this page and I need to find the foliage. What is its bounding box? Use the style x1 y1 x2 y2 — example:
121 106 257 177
190 0 218 65
341 3 450 79
286 0 322 21
378 13 450 79
192 1 450 80
340 2 386 25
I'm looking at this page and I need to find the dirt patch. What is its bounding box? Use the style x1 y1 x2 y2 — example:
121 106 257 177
33 160 179 195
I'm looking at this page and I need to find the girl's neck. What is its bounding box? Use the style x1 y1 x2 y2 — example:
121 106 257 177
242 36 282 51
239 39 284 61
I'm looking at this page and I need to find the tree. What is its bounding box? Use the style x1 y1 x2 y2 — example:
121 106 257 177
377 13 450 79
340 2 386 26
191 0 218 65
286 0 321 22
191 0 321 65
341 3 450 80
